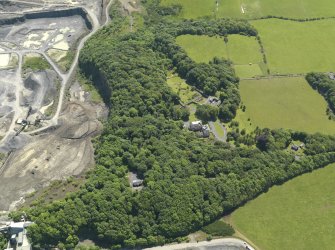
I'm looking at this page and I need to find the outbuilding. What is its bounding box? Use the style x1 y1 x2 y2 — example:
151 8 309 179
202 125 210 138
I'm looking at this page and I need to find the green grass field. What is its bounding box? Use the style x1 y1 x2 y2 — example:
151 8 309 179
231 163 335 250
176 35 228 64
161 0 335 19
160 0 218 19
226 35 262 64
252 19 335 74
239 77 335 134
234 65 263 79
176 34 264 78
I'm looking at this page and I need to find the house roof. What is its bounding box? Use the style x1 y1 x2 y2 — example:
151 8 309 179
191 121 202 125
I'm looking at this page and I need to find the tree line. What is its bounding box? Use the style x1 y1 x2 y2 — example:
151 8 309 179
306 72 335 117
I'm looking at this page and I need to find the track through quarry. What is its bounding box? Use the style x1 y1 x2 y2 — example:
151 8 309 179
0 0 112 211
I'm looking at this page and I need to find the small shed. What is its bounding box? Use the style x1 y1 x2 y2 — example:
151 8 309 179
202 125 210 138
291 145 299 151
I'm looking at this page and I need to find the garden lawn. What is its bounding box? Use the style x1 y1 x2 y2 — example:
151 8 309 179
213 121 225 138
252 18 335 74
231 163 335 250
161 0 335 19
166 75 200 103
239 77 335 134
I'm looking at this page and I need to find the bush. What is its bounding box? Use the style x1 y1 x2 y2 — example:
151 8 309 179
195 104 218 122
0 233 7 250
202 221 235 237
23 56 50 71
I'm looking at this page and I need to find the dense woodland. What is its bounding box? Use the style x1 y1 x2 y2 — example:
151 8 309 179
6 1 335 249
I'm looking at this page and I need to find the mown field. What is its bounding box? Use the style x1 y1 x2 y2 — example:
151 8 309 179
176 34 264 78
160 0 218 19
239 77 335 134
176 35 228 63
231 163 335 250
252 19 335 74
161 0 335 19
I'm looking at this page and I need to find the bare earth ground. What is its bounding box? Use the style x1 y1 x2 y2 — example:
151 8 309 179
144 238 254 250
0 0 110 212
0 85 107 211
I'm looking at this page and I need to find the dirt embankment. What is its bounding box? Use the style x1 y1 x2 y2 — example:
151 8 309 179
0 7 93 30
0 99 106 211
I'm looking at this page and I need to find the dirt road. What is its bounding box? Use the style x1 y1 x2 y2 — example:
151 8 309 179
145 238 255 250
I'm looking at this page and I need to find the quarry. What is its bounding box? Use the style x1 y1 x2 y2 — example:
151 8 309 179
0 0 111 212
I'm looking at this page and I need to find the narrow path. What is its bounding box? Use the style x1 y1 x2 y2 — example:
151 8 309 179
144 238 255 250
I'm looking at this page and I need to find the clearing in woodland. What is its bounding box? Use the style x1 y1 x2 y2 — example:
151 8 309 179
166 74 201 104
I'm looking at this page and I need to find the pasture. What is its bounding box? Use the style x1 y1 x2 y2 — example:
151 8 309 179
252 19 335 74
231 163 335 250
176 35 228 64
160 0 335 19
176 34 264 78
160 0 219 19
234 65 263 79
239 77 335 134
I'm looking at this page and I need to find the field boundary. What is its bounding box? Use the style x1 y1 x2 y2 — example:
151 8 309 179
249 15 335 23
240 73 306 81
